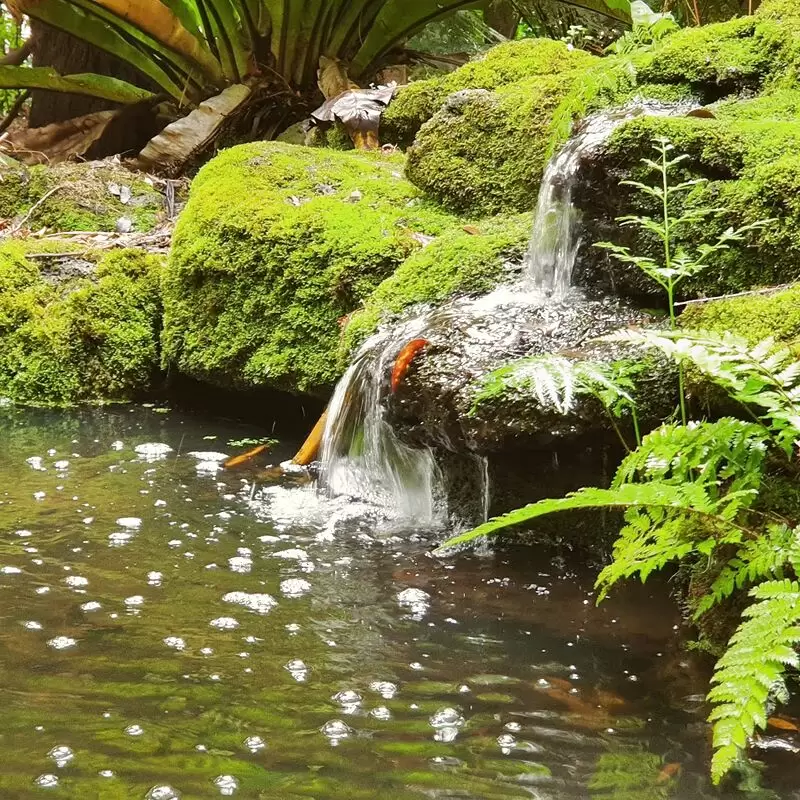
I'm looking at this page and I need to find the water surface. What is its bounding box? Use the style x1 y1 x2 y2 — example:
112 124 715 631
0 406 795 799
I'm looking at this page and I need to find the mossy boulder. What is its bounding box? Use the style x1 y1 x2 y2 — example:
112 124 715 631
571 91 800 301
401 45 597 216
679 285 800 350
0 244 163 405
382 39 595 148
342 214 531 357
162 142 461 396
0 159 168 233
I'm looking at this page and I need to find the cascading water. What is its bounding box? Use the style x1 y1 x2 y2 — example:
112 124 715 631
318 317 445 527
526 101 694 297
317 101 691 523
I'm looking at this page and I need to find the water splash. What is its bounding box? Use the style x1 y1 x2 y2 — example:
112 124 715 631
527 102 692 298
318 318 445 527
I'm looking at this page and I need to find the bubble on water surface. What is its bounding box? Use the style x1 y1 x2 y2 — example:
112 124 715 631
116 517 142 529
47 636 76 650
369 681 398 699
64 575 88 588
53 460 70 470
26 456 46 471
396 588 430 620
23 621 42 630
99 770 115 778
196 461 222 476
189 452 228 462
213 775 239 796
273 548 310 561
429 708 464 728
244 736 266 753
332 690 362 713
1 566 21 575
135 443 173 462
33 491 46 500
280 578 312 598
164 637 186 651
285 659 309 682
48 745 74 768
108 531 135 547
320 719 352 744
497 733 517 752
148 571 163 586
222 592 276 615
210 616 240 630
80 601 102 612
125 595 145 607
16 529 32 538
34 774 59 788
146 786 181 800
370 706 392 720
228 556 252 573
125 724 144 736
110 440 124 451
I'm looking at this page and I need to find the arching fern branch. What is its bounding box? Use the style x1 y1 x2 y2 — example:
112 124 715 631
708 578 800 784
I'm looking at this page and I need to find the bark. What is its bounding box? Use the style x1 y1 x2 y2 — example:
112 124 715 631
28 21 159 157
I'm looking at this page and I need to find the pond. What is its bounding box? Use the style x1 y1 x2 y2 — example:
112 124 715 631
0 405 796 799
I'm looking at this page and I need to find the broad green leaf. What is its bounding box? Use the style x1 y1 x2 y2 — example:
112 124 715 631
0 66 155 103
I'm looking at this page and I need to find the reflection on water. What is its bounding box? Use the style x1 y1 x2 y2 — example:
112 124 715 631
0 406 794 798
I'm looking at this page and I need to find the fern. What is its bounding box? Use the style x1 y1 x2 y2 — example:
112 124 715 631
695 524 800 617
436 480 755 551
708 579 800 784
613 417 769 499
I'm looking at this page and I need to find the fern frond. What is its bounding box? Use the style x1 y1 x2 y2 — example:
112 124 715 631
435 481 754 554
708 579 800 784
613 418 769 500
694 524 800 617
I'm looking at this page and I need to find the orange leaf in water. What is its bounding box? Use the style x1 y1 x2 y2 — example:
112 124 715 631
768 716 800 732
657 763 682 783
224 443 270 469
391 338 428 393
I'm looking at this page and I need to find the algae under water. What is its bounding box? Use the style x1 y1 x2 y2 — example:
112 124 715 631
0 406 798 799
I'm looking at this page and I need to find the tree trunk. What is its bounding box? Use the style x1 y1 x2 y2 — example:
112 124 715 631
28 21 159 157
483 0 521 38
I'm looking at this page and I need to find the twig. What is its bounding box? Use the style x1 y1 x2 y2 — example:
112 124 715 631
675 283 798 307
0 90 30 136
7 184 68 236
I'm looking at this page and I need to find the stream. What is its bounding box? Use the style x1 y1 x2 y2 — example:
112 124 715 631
2 405 799 798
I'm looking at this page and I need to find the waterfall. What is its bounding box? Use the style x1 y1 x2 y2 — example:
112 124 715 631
318 317 446 527
527 102 692 297
316 101 689 524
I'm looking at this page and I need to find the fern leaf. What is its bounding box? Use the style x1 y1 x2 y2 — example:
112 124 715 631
708 579 800 784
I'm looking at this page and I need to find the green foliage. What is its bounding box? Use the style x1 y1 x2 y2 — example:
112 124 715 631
0 245 164 406
708 579 800 783
163 141 459 395
589 749 675 799
342 213 530 354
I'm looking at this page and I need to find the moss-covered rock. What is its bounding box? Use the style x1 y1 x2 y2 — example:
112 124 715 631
382 39 595 148
342 214 531 356
0 159 168 233
572 91 800 301
0 244 163 405
679 284 800 350
401 45 597 216
162 142 460 396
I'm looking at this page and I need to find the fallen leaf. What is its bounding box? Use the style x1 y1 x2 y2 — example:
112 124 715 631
391 338 428 393
657 763 682 783
686 107 716 119
462 225 481 236
224 443 271 470
768 716 800 732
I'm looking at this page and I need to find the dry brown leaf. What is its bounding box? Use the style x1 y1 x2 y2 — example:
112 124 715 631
5 110 118 165
767 715 800 732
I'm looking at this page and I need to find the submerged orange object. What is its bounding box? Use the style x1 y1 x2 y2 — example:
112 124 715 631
223 443 270 470
391 338 428 393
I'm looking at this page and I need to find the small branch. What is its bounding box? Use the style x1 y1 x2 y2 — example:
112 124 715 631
675 283 798 308
7 184 68 236
0 90 30 136
0 39 33 67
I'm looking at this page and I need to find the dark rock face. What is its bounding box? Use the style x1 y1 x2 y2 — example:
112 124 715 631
384 286 675 454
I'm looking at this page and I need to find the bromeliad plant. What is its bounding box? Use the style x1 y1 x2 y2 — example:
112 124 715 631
440 140 798 785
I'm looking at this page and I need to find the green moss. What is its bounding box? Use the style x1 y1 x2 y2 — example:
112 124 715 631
679 285 800 350
0 244 163 406
0 160 168 233
632 18 773 94
406 69 592 215
163 141 460 396
382 39 596 148
342 213 530 354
